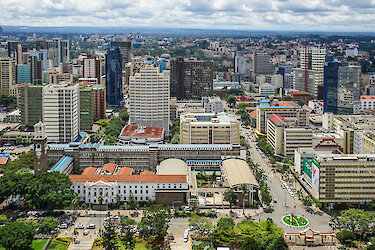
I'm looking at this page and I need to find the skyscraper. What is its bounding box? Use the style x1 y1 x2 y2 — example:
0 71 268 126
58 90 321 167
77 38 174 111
83 58 101 83
324 62 361 114
129 64 170 132
294 47 326 98
0 58 16 96
252 52 274 79
46 38 70 67
42 83 79 142
115 41 132 67
170 57 213 100
19 84 43 127
106 44 123 106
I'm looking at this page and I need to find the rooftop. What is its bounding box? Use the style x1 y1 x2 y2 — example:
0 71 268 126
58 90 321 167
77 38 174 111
157 158 188 176
119 124 164 138
222 159 259 188
361 95 375 100
49 156 73 173
268 114 287 124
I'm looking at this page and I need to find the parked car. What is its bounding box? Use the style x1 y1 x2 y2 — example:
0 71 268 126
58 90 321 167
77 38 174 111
59 224 68 229
76 224 84 229
87 224 95 229
83 230 90 236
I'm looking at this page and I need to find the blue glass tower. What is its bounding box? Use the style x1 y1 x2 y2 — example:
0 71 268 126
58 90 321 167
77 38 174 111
106 44 123 106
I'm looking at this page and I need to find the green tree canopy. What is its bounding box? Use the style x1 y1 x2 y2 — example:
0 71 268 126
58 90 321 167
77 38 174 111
0 221 36 250
337 230 356 246
38 217 59 234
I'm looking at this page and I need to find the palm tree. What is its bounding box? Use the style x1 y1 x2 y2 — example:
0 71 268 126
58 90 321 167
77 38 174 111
240 184 249 216
98 195 104 205
115 156 122 166
225 188 238 212
115 193 122 208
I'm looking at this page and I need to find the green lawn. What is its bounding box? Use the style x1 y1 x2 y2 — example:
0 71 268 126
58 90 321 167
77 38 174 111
283 215 308 227
47 238 71 250
32 239 48 250
0 239 48 250
92 239 147 250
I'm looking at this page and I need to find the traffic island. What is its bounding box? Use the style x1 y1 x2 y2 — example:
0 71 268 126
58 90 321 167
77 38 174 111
282 213 309 228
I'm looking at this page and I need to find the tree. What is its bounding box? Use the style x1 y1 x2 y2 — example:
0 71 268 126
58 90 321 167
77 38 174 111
240 184 249 215
338 209 369 234
337 230 356 246
102 218 118 250
241 237 260 250
137 207 171 247
38 217 59 234
216 218 235 231
226 95 236 107
120 216 137 250
189 215 213 234
0 215 6 225
115 193 122 207
127 192 139 210
23 172 75 211
270 236 289 250
237 102 250 109
171 133 180 144
225 188 238 212
0 221 36 250
119 109 129 123
261 185 272 207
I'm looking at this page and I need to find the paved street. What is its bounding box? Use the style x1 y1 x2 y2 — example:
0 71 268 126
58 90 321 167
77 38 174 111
241 127 332 233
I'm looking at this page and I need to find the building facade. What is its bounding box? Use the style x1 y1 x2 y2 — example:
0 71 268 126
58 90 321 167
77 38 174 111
0 58 16 96
180 113 240 144
106 46 123 106
42 83 79 142
46 38 69 67
19 84 43 127
170 57 213 100
129 64 170 132
324 63 361 114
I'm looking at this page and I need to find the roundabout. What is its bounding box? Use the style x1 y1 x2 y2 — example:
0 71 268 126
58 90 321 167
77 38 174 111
282 213 309 228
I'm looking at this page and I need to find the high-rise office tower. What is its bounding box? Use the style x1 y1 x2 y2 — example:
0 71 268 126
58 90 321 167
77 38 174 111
324 62 361 114
46 38 70 67
29 49 48 71
111 41 132 68
79 88 93 132
42 83 79 142
129 64 170 132
0 58 16 96
17 64 31 84
19 84 43 127
92 85 106 121
252 53 274 79
170 57 213 100
106 44 123 106
16 56 42 85
7 41 18 61
83 58 101 83
294 47 326 98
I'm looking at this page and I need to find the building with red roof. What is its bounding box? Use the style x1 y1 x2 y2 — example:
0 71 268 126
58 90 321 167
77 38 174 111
70 162 188 205
287 89 312 104
118 124 164 145
361 95 375 111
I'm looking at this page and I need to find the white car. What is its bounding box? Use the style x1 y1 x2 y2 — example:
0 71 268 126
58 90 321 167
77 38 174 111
83 230 90 236
59 224 68 229
76 224 84 229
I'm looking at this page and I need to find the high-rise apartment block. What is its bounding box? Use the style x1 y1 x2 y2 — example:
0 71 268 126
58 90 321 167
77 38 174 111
42 83 79 142
171 57 213 100
324 62 361 114
0 58 16 96
106 45 123 106
19 84 43 127
129 64 170 132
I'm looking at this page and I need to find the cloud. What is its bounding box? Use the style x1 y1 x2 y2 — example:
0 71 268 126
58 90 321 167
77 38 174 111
1 0 375 31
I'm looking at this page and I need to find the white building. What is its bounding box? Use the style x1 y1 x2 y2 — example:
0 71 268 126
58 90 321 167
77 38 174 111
202 97 224 113
129 64 170 132
43 83 79 142
361 96 375 111
82 58 99 79
70 161 189 205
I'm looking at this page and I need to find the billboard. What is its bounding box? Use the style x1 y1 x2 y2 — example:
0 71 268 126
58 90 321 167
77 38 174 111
311 157 320 199
302 157 312 179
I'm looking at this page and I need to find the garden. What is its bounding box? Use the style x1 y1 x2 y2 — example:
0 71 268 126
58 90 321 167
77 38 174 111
282 214 308 228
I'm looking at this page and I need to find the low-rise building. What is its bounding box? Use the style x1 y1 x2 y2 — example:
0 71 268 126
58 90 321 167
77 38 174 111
202 97 224 113
180 113 240 144
70 162 189 205
361 95 375 111
118 124 164 145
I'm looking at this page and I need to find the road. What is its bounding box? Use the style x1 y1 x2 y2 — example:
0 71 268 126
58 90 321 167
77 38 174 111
241 127 332 233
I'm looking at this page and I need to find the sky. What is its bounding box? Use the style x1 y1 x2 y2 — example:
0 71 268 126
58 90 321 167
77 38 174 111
1 0 375 32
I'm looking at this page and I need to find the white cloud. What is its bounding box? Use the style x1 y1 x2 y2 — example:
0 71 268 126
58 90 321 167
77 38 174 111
1 0 375 31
